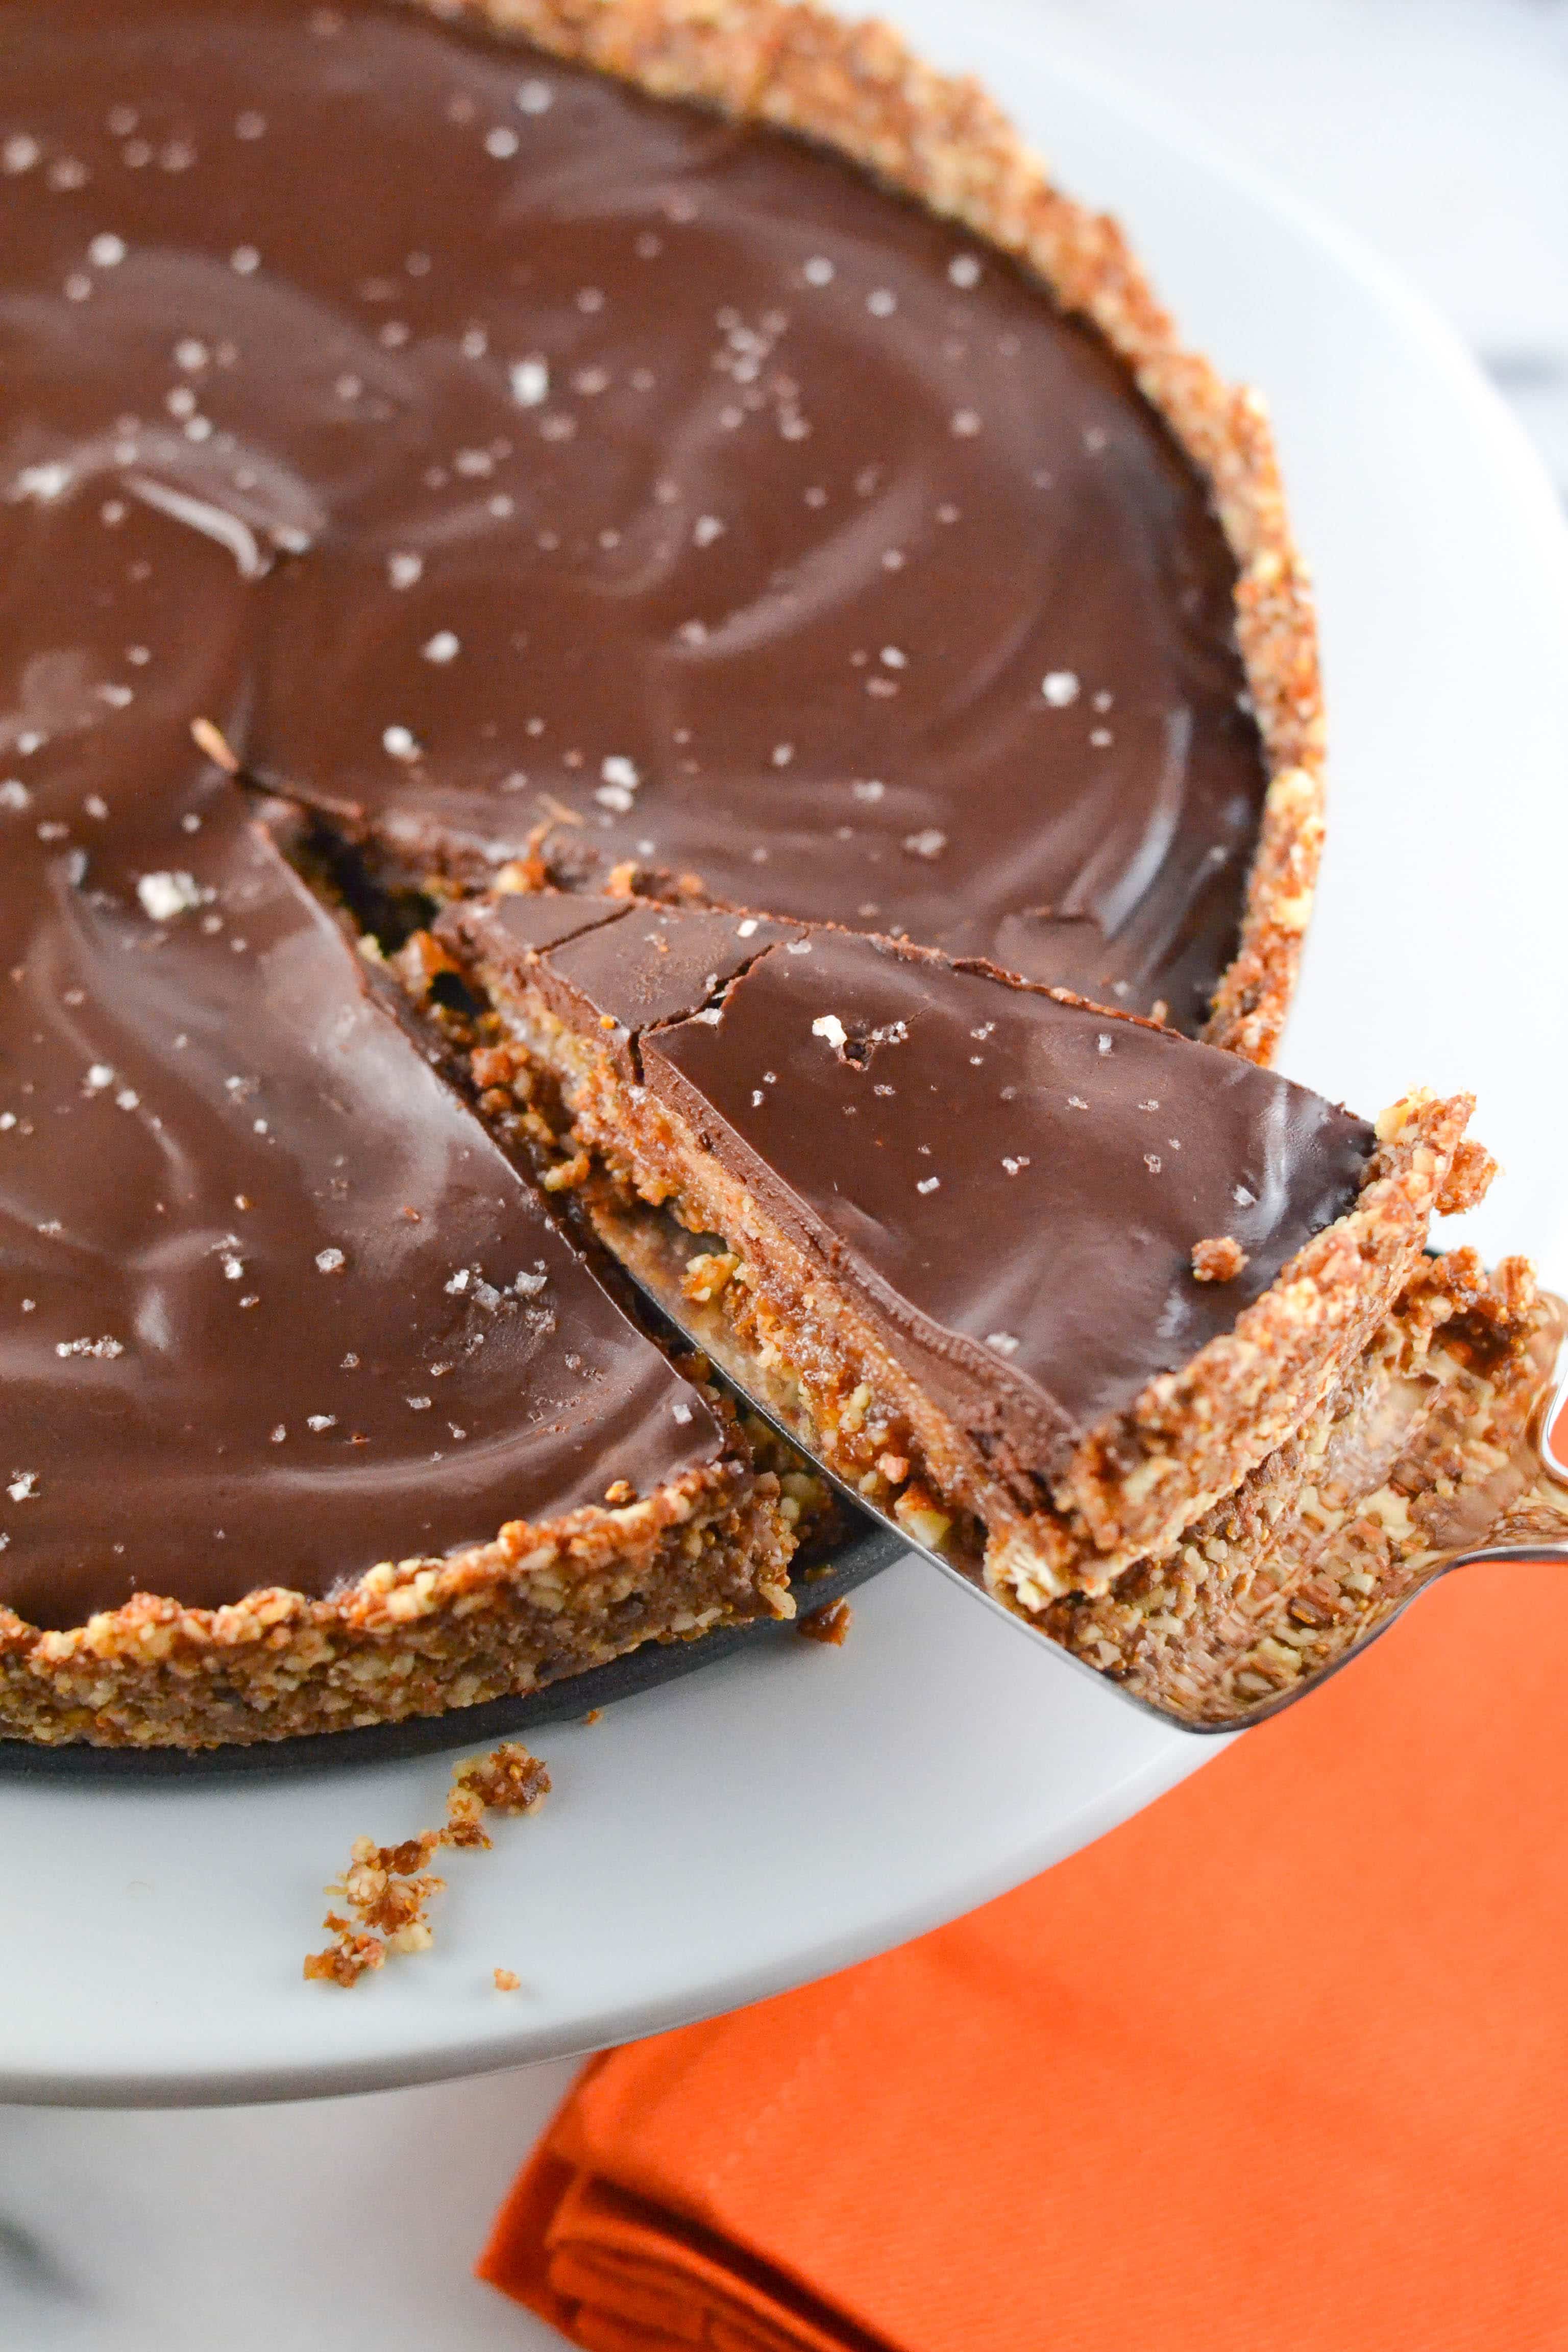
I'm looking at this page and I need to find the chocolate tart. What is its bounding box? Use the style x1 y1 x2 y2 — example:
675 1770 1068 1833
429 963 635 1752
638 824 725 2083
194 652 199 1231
0 0 1350 1747
430 890 1564 1695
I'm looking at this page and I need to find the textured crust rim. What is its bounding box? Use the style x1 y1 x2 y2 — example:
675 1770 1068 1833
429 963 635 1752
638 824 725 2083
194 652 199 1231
0 1457 796 1749
436 0 1326 1065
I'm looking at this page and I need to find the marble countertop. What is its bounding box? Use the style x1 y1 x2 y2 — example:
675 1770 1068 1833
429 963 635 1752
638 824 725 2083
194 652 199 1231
5 5 1565 2346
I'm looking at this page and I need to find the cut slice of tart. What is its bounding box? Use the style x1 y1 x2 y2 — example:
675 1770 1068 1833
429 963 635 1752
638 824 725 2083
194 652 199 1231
430 890 1531 1630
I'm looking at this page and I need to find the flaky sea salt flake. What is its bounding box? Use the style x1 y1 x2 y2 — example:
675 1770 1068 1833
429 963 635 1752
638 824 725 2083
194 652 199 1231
136 870 203 921
509 357 548 408
9 460 73 505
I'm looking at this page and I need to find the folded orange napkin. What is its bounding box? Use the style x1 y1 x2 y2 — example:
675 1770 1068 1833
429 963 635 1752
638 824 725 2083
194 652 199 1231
480 1553 1568 2351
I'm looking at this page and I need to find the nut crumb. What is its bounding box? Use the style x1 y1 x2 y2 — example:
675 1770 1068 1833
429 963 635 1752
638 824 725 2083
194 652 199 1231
445 1740 551 1850
452 1740 551 1815
798 1596 853 1646
1437 1136 1498 1218
306 1744 551 1983
681 1250 739 1306
303 1918 386 1988
1191 1235 1248 1283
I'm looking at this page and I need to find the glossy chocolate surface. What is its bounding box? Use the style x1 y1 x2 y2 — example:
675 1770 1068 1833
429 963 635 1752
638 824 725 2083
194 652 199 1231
7 0 1265 1033
0 452 722 1638
455 897 1374 1465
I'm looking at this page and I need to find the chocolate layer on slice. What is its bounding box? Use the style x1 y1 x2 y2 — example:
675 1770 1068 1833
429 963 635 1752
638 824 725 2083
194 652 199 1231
437 892 1488 1605
7 0 1273 1034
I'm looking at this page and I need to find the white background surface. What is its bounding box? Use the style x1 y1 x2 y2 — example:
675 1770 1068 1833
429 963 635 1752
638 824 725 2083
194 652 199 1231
5 3 1567 2343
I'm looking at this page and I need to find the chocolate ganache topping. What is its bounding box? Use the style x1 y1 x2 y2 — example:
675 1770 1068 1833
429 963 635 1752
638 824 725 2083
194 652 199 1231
8 0 1267 1028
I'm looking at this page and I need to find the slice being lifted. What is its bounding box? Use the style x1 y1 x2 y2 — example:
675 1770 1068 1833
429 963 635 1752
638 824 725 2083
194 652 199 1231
430 891 1561 1701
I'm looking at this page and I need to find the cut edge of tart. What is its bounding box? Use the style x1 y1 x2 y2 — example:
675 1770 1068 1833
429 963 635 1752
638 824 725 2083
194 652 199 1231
1045 1255 1568 1720
443 0 1325 1068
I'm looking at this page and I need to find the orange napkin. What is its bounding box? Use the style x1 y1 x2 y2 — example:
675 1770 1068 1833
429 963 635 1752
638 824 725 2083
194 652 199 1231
480 1552 1568 2351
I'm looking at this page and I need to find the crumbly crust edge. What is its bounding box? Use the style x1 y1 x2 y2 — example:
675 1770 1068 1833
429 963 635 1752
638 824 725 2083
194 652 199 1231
440 0 1325 1065
0 1457 795 1748
1062 1089 1479 1564
1049 1265 1566 1721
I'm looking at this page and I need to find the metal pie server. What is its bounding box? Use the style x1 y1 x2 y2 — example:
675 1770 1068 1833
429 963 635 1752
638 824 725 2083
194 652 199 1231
618 1209 1568 1735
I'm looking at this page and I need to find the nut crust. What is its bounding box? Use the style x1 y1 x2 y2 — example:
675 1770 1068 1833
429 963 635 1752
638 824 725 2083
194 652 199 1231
1063 1090 1478 1570
0 1466 794 1749
1049 1264 1568 1721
